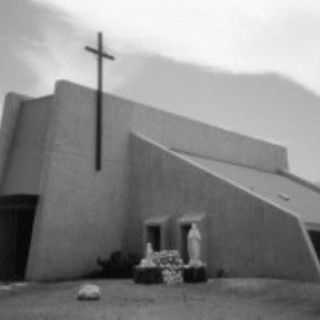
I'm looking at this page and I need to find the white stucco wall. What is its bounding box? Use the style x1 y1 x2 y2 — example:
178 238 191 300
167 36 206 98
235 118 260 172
0 80 290 280
128 133 320 281
0 96 53 194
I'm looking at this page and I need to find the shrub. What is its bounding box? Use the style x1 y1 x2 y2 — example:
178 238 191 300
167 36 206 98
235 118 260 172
96 251 141 278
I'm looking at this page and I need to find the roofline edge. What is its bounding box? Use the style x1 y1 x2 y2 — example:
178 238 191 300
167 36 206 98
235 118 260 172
278 170 320 194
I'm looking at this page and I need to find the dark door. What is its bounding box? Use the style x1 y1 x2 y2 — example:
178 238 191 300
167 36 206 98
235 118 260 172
0 195 38 281
15 207 36 279
0 210 17 279
147 226 161 251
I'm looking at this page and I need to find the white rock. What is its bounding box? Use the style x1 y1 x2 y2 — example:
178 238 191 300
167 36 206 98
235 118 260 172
0 285 12 291
77 284 101 301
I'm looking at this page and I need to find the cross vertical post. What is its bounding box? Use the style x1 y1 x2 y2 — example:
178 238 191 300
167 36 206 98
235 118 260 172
85 32 115 171
96 32 103 172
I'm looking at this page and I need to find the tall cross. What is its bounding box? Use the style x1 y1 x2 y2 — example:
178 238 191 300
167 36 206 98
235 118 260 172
85 32 115 171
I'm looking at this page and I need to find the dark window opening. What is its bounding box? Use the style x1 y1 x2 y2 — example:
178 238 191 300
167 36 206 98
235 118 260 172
180 224 191 263
147 225 161 251
309 231 320 260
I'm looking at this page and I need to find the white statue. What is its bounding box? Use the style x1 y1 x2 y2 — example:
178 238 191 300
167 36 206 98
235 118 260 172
146 242 154 259
139 242 156 267
187 223 203 267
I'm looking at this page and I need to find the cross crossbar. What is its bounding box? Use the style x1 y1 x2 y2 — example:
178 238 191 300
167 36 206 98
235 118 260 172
85 46 115 60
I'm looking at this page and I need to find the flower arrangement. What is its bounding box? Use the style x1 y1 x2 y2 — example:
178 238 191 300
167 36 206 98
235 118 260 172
151 250 184 285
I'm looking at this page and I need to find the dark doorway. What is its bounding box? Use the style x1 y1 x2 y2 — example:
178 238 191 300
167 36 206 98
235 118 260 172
180 224 191 263
309 231 320 260
0 195 38 281
147 226 161 251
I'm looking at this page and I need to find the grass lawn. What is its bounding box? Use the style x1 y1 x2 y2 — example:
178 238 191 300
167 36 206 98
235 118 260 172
0 278 320 319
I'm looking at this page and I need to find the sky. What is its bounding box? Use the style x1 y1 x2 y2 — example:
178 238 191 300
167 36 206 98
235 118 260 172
0 0 320 182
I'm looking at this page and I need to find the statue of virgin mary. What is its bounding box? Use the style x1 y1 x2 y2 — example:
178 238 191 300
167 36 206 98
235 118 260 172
187 223 203 267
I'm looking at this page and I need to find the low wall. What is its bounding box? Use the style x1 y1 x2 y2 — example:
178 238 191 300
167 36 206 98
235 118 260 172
131 103 288 173
128 133 320 281
0 93 29 190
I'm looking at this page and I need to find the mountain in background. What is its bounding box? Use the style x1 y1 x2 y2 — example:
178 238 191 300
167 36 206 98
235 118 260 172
114 53 320 182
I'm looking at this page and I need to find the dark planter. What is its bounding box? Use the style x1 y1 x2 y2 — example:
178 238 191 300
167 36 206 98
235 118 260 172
183 266 208 283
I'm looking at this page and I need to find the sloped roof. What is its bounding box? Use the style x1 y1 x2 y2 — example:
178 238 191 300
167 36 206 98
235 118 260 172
175 151 320 226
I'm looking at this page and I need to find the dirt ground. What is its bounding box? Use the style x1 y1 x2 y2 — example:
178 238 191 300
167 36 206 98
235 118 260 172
0 278 320 319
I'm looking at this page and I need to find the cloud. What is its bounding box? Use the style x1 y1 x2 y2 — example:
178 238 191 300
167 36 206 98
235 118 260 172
0 1 73 105
1 0 320 181
31 0 320 94
0 0 144 107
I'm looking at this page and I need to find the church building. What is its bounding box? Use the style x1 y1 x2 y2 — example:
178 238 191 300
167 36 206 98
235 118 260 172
0 80 320 281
